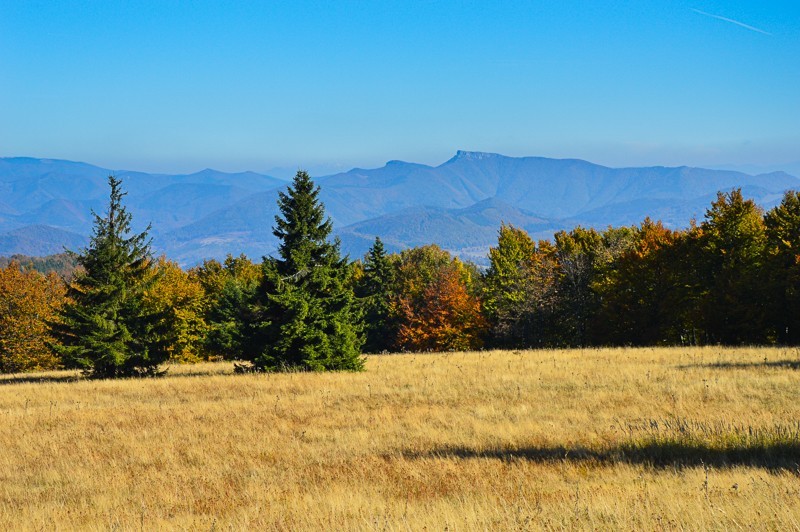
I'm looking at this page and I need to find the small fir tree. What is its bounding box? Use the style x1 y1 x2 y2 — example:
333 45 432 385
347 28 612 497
52 176 168 378
243 171 364 371
195 255 261 360
357 237 396 353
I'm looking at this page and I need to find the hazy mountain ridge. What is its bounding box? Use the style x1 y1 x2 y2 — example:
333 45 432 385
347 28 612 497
1 153 798 265
337 198 550 259
0 225 88 257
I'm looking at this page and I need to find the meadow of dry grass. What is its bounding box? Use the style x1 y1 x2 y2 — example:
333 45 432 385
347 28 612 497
0 347 799 530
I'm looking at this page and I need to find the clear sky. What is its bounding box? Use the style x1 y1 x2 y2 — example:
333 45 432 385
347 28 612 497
1 0 798 174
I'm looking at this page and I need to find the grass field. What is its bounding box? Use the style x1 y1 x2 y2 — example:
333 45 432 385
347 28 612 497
1 347 799 530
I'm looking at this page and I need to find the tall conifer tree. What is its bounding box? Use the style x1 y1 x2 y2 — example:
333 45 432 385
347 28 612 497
52 176 168 378
244 171 363 371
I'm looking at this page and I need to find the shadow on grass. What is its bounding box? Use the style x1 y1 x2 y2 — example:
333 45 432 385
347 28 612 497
0 365 233 386
0 373 82 386
678 359 800 370
158 363 235 378
410 442 800 472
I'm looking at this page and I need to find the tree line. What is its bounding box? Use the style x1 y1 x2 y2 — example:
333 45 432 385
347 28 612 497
2 172 799 377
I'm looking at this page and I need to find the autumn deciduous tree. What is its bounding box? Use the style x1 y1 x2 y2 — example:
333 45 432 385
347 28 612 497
0 263 66 372
482 224 564 348
396 265 486 351
551 226 638 346
594 218 681 345
394 245 485 351
483 224 536 346
143 257 209 363
512 239 562 347
552 227 604 346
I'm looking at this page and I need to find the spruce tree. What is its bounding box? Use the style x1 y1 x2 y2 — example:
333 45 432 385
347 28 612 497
357 237 396 353
244 171 364 371
52 176 168 378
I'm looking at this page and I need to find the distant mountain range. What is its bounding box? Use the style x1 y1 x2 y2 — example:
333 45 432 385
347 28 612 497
1 152 798 266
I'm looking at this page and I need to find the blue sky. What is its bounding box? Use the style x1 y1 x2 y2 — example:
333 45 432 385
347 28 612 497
1 0 798 175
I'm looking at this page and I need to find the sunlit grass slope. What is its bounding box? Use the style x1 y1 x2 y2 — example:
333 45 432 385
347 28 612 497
1 347 799 529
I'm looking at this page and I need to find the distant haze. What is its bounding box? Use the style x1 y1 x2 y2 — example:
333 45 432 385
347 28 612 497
1 152 798 266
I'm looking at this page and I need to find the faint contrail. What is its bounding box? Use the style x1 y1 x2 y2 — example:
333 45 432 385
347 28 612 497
692 8 772 35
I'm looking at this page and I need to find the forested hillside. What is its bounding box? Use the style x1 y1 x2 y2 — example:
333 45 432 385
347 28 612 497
3 180 800 374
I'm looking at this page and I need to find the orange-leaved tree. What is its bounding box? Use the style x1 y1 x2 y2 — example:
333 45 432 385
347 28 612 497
593 218 682 345
394 245 486 351
0 262 67 372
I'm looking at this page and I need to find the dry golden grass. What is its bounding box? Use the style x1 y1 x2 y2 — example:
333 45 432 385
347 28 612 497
1 347 799 530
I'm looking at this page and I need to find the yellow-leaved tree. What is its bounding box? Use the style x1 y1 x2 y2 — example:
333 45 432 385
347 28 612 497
143 257 209 363
0 262 67 372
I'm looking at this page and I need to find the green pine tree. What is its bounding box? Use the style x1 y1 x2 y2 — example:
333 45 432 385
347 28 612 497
52 176 169 378
357 237 396 353
243 171 364 371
